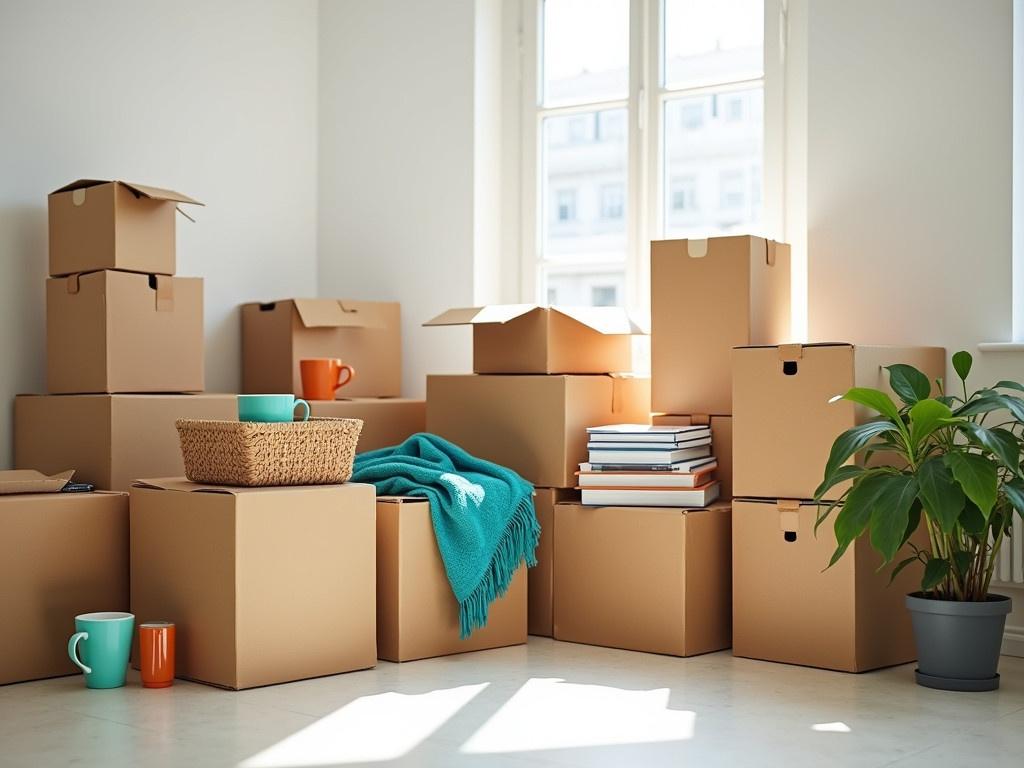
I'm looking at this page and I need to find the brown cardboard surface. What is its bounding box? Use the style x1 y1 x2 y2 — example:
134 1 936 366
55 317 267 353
376 497 527 662
15 394 236 491
651 414 733 499
0 469 74 495
130 481 376 689
528 488 578 637
48 180 202 277
241 299 401 398
0 491 128 685
424 305 642 374
426 375 651 487
651 236 791 414
732 344 946 500
552 501 731 657
46 270 204 394
308 398 424 452
732 498 923 672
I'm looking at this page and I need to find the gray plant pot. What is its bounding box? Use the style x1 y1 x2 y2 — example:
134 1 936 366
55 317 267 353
905 592 1011 691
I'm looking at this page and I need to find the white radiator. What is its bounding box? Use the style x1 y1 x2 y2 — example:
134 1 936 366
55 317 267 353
996 518 1024 585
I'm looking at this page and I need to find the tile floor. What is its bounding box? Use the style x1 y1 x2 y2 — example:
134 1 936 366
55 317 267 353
0 639 1021 768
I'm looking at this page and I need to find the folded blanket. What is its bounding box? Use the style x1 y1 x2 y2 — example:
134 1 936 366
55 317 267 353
351 433 539 637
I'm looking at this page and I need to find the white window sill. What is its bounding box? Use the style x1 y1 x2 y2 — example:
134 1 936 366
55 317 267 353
978 342 1024 352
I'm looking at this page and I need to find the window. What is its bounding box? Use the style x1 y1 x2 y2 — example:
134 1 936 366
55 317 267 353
719 169 745 209
670 176 697 211
591 285 618 306
554 189 577 222
600 184 625 219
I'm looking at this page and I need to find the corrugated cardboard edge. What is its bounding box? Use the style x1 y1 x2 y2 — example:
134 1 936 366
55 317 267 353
0 469 75 495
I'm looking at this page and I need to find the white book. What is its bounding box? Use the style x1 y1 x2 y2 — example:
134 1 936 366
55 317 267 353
586 436 711 451
580 482 720 507
580 456 717 473
577 465 716 488
587 424 710 443
587 445 712 465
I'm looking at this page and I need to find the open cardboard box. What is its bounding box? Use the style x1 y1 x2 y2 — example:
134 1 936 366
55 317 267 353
528 488 578 637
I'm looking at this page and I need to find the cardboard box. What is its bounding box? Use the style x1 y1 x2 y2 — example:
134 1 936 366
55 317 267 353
0 491 128 685
15 394 237 491
376 497 527 661
241 299 401 398
308 398 425 452
426 375 650 488
733 498 923 672
732 344 946 500
47 270 204 394
553 501 731 657
651 236 791 415
48 180 202 277
528 488 578 637
130 480 376 689
651 414 733 499
424 305 643 374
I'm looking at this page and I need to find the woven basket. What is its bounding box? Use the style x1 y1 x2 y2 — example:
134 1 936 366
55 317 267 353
176 417 363 487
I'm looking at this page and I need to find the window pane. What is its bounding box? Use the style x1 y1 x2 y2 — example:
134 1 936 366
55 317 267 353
662 87 763 238
543 0 629 107
663 0 763 90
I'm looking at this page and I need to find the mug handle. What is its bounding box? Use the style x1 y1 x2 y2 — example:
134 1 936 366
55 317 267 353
334 364 355 391
68 631 92 674
294 399 311 422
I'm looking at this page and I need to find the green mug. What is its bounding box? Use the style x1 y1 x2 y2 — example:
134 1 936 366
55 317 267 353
68 612 135 689
238 394 311 423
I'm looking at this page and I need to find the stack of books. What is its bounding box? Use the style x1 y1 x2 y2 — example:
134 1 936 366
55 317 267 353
577 423 720 507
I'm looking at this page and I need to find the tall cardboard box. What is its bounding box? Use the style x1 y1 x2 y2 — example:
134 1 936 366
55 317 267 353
651 236 790 415
130 480 376 689
424 305 643 374
732 344 945 500
241 299 401 398
309 398 425 452
651 414 733 499
0 491 128 685
427 375 650 488
376 497 527 662
529 488 578 637
732 498 924 672
553 501 731 657
15 394 237 491
47 270 204 394
48 179 202 277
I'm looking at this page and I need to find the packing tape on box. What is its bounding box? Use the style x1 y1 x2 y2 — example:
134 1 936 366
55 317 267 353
777 499 801 533
686 238 708 258
154 276 174 312
691 414 711 426
777 344 803 362
72 188 87 206
765 239 777 267
65 274 80 294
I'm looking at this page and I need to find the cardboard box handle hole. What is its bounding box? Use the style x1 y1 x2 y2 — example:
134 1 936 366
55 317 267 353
783 531 798 543
259 302 277 311
782 361 799 376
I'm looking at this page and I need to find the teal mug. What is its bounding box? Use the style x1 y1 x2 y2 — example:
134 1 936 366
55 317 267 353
238 394 310 423
68 612 135 689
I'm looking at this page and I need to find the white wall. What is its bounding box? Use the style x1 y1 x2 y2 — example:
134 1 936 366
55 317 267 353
0 0 319 467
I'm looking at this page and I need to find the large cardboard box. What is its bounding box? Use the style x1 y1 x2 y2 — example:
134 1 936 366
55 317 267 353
732 344 946 500
48 179 202 277
427 375 650 488
309 398 425 452
553 501 731 657
528 488 578 637
733 498 923 672
15 394 237 491
424 305 642 374
241 299 401 398
376 497 527 662
651 236 790 415
651 414 733 499
130 480 376 689
0 491 128 685
47 270 204 394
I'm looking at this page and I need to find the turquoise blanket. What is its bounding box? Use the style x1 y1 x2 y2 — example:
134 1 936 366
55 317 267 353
352 433 539 638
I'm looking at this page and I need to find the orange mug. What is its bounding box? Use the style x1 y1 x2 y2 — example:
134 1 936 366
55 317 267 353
139 621 175 689
300 358 355 401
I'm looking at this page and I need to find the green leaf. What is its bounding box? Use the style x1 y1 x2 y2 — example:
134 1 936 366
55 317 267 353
829 474 894 567
952 550 974 577
960 501 986 534
992 379 1024 394
904 498 922 545
917 456 965 533
886 364 932 406
945 452 998 518
922 558 951 591
812 464 866 502
957 393 1024 423
952 351 973 382
868 474 919 564
957 422 1020 475
841 387 902 423
888 555 921 585
1003 479 1024 519
908 398 952 448
817 420 901 500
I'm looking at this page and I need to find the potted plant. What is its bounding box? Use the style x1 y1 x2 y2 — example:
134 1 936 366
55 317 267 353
815 351 1016 691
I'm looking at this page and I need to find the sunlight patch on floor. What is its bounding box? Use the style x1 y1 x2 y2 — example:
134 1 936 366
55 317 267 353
812 722 852 733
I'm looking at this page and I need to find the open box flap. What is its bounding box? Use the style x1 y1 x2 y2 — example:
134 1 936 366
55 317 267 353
0 469 75 495
132 478 360 495
51 179 202 206
423 305 539 327
551 306 646 335
293 299 387 329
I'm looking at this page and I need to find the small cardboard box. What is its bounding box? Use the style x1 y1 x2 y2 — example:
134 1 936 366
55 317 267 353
651 236 791 415
47 270 204 394
130 480 376 689
309 398 425 452
427 374 650 488
15 394 237 491
0 491 128 685
732 498 923 672
424 305 643 374
732 344 946 500
48 179 202 277
241 299 401 398
651 414 733 499
553 501 731 657
376 497 527 662
528 488 578 637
